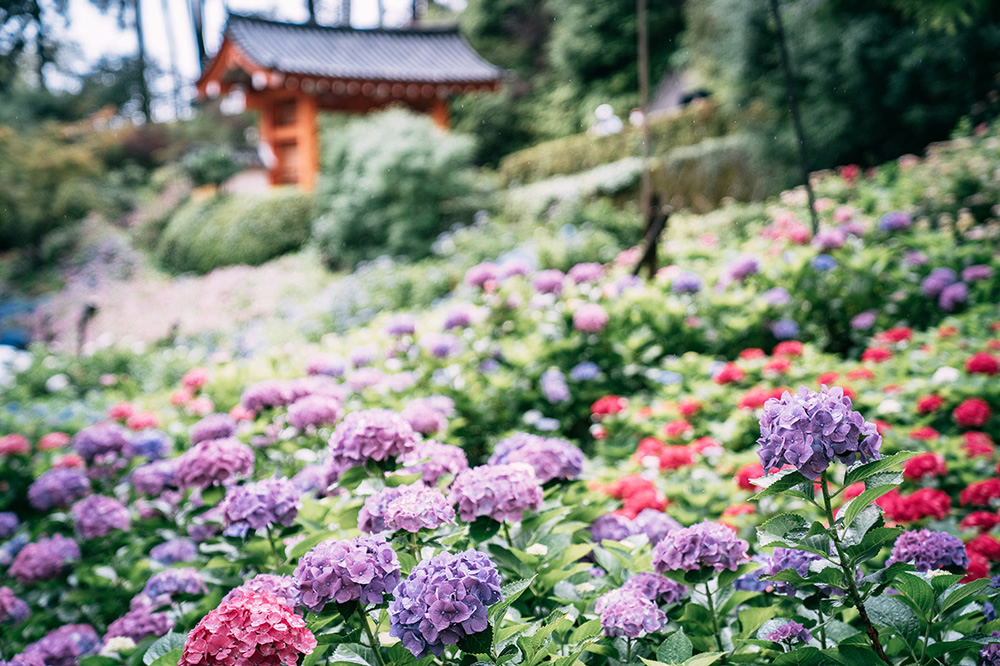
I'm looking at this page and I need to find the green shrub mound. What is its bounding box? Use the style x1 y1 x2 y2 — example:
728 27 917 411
155 189 314 274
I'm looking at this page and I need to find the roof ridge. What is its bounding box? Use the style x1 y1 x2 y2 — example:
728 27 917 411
226 11 461 35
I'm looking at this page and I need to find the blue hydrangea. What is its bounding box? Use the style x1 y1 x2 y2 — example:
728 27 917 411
887 529 969 572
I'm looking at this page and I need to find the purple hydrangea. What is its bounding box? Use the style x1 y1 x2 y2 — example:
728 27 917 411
175 437 254 489
938 281 968 312
757 386 881 480
385 314 417 337
383 484 456 533
443 304 476 330
770 319 799 340
812 254 838 271
9 535 80 584
389 549 502 659
28 468 91 511
149 539 197 565
0 652 46 666
190 413 237 444
0 534 28 568
294 534 401 612
104 607 173 644
292 463 331 495
0 512 18 540
307 355 347 378
0 586 29 625
73 422 130 464
591 513 636 542
241 379 293 412
633 509 682 545
905 251 929 267
573 303 609 333
131 459 179 496
349 344 379 368
982 639 1000 666
388 372 417 392
142 567 207 600
347 367 385 391
570 362 601 381
963 264 993 283
130 429 172 460
850 310 878 331
671 272 703 294
532 269 565 295
921 267 958 298
450 463 543 523
465 262 499 288
622 573 688 605
72 495 130 540
358 487 403 534
568 262 605 284
594 588 666 638
328 409 417 469
288 394 342 430
887 529 970 572
879 211 912 232
221 477 301 532
652 521 749 574
420 333 460 359
761 548 822 597
221 574 301 609
398 440 469 486
727 256 761 282
540 368 570 404
401 400 448 435
812 227 846 250
488 433 583 483
767 620 812 645
499 258 532 279
22 624 99 666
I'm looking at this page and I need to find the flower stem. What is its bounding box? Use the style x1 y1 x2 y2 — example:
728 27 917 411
503 522 514 549
626 636 633 663
704 582 724 656
266 526 282 570
816 605 828 650
358 605 387 666
409 531 420 562
819 471 889 663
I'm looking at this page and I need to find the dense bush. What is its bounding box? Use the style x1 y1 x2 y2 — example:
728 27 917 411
155 190 314 274
311 110 480 268
180 146 242 188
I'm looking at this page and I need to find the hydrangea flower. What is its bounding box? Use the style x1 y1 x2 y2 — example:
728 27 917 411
591 513 636 542
539 368 571 404
570 362 601 381
938 281 968 311
851 310 878 330
0 586 29 625
190 414 237 444
671 272 702 294
358 487 403 534
142 567 208 601
633 509 682 544
726 256 760 282
767 621 812 645
770 319 799 340
221 477 301 532
443 304 476 330
180 591 316 666
294 534 401 612
532 269 565 295
398 440 469 486
131 459 179 496
385 314 417 336
757 386 881 480
389 549 502 659
22 624 99 666
104 607 173 644
0 512 18 540
307 355 347 378
401 400 448 435
887 529 970 572
72 495 130 540
465 262 498 288
420 332 461 358
221 574 301 609
761 548 822 597
328 409 417 470
878 211 912 232
568 262 604 284
149 539 197 565
9 535 80 584
963 265 993 283
488 433 583 483
241 379 293 412
130 429 172 460
73 422 131 464
450 464 543 523
175 437 254 489
573 304 609 333
594 588 666 638
28 468 91 511
382 484 456 533
921 267 958 298
652 522 749 574
622 573 688 605
762 287 792 307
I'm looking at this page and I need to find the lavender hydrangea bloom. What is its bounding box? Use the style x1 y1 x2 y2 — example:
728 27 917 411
633 509 682 545
465 262 499 288
887 529 970 572
175 437 254 489
328 409 417 469
132 459 179 496
307 355 347 378
540 368 570 404
963 264 993 283
879 211 912 232
28 468 91 511
0 652 46 666
401 400 448 435
221 574 301 608
594 588 666 638
727 256 761 282
0 534 28 568
72 495 130 540
532 269 565 295
349 344 379 368
591 513 636 542
142 567 207 600
0 586 29 624
499 258 532 279
9 535 80 584
921 267 958 297
385 314 417 337
851 310 878 330
347 367 385 391
104 607 173 643
982 638 1000 666
221 477 301 531
149 539 197 565
241 379 293 412
73 422 131 464
420 333 460 359
812 254 837 271
130 429 172 460
812 228 846 251
292 463 330 495
570 362 601 381
573 304 609 333
383 484 456 532
757 386 881 480
0 512 17 540
294 534 401 611
938 281 968 312
671 272 703 294
568 262 604 284
398 440 469 486
450 464 544 523
652 522 749 574
443 304 476 330
288 395 341 430
622 573 688 605
761 548 822 597
22 624 99 666
767 621 812 644
488 433 583 483
389 549 502 659
358 487 403 534
190 414 237 444
770 320 799 340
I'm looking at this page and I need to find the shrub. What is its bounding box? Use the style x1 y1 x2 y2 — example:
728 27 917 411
311 109 479 268
156 190 313 274
181 146 243 188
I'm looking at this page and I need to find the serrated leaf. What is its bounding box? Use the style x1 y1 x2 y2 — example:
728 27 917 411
757 513 810 547
893 573 935 615
470 516 502 542
489 575 536 645
657 629 693 664
931 573 965 595
328 645 374 666
682 652 724 666
569 618 602 644
865 596 919 645
774 647 824 665
718 562 759 590
843 483 899 529
841 505 883 547
143 632 187 666
738 606 779 640
750 469 813 500
926 639 991 658
842 452 918 487
150 650 183 666
458 625 493 655
845 526 902 564
940 578 992 614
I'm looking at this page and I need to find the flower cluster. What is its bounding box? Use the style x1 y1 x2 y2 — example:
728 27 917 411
294 535 401 612
240 379 293 411
131 459 178 496
180 591 316 666
21 624 99 666
175 438 254 489
328 409 417 469
450 463 544 523
389 549 502 659
72 495 130 540
27 468 91 511
760 548 822 598
72 422 131 464
887 529 970 572
9 535 80 584
142 567 208 601
358 486 403 534
622 573 688 605
220 477 301 532
149 539 197 565
130 429 171 460
189 413 237 444
488 433 584 483
288 395 342 430
757 386 881 480
594 588 666 638
104 607 173 643
221 574 301 609
398 440 468 486
767 621 813 645
382 484 456 533
652 521 749 574
0 586 29 625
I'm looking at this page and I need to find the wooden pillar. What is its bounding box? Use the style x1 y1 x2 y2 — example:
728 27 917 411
298 91 319 191
430 96 449 129
257 98 280 186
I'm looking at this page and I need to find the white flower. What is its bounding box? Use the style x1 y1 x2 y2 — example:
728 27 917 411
526 544 549 556
45 373 70 392
576 582 596 594
932 366 960 383
877 399 902 415
100 636 136 657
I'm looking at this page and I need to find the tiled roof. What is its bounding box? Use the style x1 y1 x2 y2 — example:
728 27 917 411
225 13 503 84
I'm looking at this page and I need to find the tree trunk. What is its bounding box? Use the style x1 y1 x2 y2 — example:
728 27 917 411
134 0 152 122
161 0 183 118
190 0 207 69
306 0 317 23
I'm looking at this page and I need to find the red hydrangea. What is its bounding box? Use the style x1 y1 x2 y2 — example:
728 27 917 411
714 363 745 385
658 446 694 471
939 326 958 339
960 511 1000 532
909 426 939 441
735 463 764 491
817 371 839 385
37 432 70 450
847 368 875 381
862 347 893 363
902 453 947 481
677 399 701 417
662 420 692 440
842 482 865 502
183 367 209 390
964 432 995 458
875 327 913 344
592 396 627 417
764 358 791 376
878 488 950 523
691 437 722 455
126 412 158 430
634 437 666 464
954 398 991 428
962 554 990 583
967 534 1000 561
0 434 29 456
961 479 1000 507
739 348 766 360
873 420 892 436
602 475 666 519
916 395 945 414
107 402 134 420
180 591 316 666
739 388 770 410
967 352 999 375
773 341 803 357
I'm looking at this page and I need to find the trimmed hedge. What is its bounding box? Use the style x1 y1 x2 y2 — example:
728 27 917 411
156 189 314 274
497 100 729 185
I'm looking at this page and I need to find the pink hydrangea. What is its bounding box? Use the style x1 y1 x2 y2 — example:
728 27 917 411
573 304 609 333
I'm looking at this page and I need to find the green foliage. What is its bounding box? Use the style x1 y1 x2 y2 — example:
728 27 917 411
156 190 314 274
311 109 479 268
181 146 243 188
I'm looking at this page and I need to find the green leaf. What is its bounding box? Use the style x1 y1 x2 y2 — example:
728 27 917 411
843 481 900 529
199 486 225 506
738 607 779 640
334 466 370 491
750 468 813 500
150 650 183 666
844 526 902 564
930 573 965 595
80 658 120 666
458 625 493 655
926 639 991 658
840 505 883 547
893 573 935 615
718 562 759 590
842 452 919 487
774 647 825 665
489 575 536 647
682 652 724 666
940 578 992 614
143 632 187 666
756 513 810 547
569 618 602 644
657 629 694 664
470 516 502 542
327 645 374 665
865 596 919 645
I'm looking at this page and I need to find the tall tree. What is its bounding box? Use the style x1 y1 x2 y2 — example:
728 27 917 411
89 0 152 122
0 0 68 90
306 0 317 23
190 0 206 69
